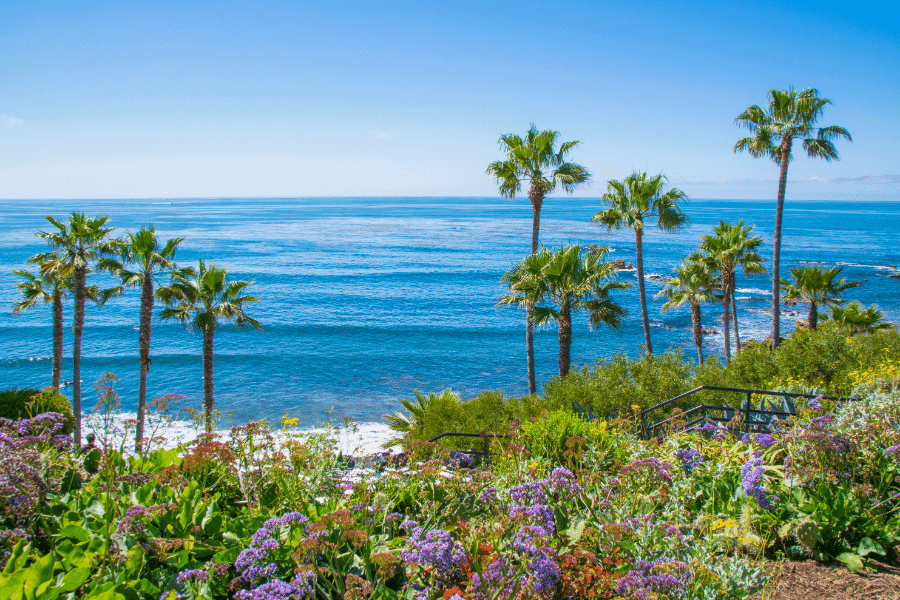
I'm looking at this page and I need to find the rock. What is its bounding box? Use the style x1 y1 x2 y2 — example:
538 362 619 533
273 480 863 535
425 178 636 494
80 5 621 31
627 262 633 269
890 273 900 279
611 259 627 269
701 328 717 335
795 318 809 330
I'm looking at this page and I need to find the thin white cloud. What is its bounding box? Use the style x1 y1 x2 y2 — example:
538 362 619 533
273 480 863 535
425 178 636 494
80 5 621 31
1 115 23 127
366 130 396 140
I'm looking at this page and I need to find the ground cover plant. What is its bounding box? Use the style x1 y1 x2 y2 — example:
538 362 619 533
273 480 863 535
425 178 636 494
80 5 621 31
2 365 900 600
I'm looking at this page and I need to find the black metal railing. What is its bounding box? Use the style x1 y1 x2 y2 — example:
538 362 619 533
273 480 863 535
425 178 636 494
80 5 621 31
425 432 509 461
639 385 858 440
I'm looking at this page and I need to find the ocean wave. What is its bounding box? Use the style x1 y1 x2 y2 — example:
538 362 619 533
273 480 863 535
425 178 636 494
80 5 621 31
837 262 898 270
735 288 770 295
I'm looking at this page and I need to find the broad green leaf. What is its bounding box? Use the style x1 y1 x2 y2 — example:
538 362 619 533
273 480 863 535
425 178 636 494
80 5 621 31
23 552 56 600
60 567 91 592
59 525 91 543
857 537 886 557
0 569 27 600
836 552 863 573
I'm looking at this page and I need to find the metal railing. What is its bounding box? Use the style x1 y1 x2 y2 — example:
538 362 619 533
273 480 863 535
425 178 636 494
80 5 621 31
425 432 509 461
639 385 858 440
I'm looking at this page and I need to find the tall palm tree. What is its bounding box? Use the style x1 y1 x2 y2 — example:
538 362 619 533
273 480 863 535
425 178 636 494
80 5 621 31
158 260 262 432
697 221 767 364
13 252 71 390
825 302 894 335
499 244 628 378
591 172 688 355
779 265 859 330
654 257 718 364
101 227 186 451
734 87 851 347
37 214 116 446
486 125 590 394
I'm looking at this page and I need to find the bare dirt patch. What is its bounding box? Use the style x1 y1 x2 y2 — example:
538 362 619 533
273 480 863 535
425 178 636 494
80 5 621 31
750 560 900 600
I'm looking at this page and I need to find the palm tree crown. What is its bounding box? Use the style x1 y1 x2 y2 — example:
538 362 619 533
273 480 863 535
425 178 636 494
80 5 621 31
102 226 186 450
159 259 262 432
37 213 116 447
697 220 766 364
734 87 851 347
780 265 859 330
592 172 688 355
13 252 72 391
500 244 628 378
486 125 590 395
655 257 718 364
825 302 894 335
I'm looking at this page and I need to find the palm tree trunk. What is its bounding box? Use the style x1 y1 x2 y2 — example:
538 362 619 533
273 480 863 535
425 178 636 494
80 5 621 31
526 305 536 395
72 264 86 447
525 182 544 395
558 303 572 377
634 227 653 355
52 289 63 391
808 301 818 330
136 273 154 452
721 270 733 364
771 140 792 348
732 294 741 355
690 300 704 364
203 327 215 433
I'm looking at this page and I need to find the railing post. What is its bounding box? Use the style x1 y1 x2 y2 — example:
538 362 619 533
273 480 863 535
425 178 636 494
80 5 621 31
640 412 648 440
744 391 752 432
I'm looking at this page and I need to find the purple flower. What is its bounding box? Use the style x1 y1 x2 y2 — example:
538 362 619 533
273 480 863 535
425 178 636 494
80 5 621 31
885 445 900 456
615 558 693 599
509 504 556 534
402 527 468 585
740 457 776 511
675 447 703 475
176 569 210 585
480 487 497 505
385 512 403 523
808 396 823 411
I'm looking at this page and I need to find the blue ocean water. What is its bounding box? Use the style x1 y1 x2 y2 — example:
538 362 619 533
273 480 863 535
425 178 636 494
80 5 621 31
1 197 898 426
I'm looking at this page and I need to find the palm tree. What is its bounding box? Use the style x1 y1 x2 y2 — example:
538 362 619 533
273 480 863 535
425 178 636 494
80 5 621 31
382 389 458 447
655 257 718 364
37 214 116 446
101 227 185 451
486 126 590 394
13 252 71 390
697 221 767 364
826 302 895 335
158 260 262 432
499 244 628 378
591 172 688 355
734 87 851 347
779 265 859 330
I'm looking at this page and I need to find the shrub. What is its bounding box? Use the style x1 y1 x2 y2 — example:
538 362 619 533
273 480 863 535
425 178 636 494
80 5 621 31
0 387 74 434
400 389 543 450
542 349 692 418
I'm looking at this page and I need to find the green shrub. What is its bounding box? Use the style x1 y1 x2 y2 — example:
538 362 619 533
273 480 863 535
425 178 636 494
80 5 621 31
398 389 543 450
0 387 75 434
542 349 693 418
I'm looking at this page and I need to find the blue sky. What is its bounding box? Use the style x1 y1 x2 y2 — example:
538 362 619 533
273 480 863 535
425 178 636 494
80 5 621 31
1 0 898 200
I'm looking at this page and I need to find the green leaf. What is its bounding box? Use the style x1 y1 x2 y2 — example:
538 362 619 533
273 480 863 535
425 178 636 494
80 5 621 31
59 525 91 543
857 537 886 557
0 570 27 600
836 552 864 573
125 545 145 577
23 552 56 600
60 567 91 592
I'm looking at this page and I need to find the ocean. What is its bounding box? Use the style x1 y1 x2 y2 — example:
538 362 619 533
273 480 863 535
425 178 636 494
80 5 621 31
2 197 898 428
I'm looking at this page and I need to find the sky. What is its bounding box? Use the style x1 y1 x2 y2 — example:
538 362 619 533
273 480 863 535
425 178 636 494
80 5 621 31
1 0 898 200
